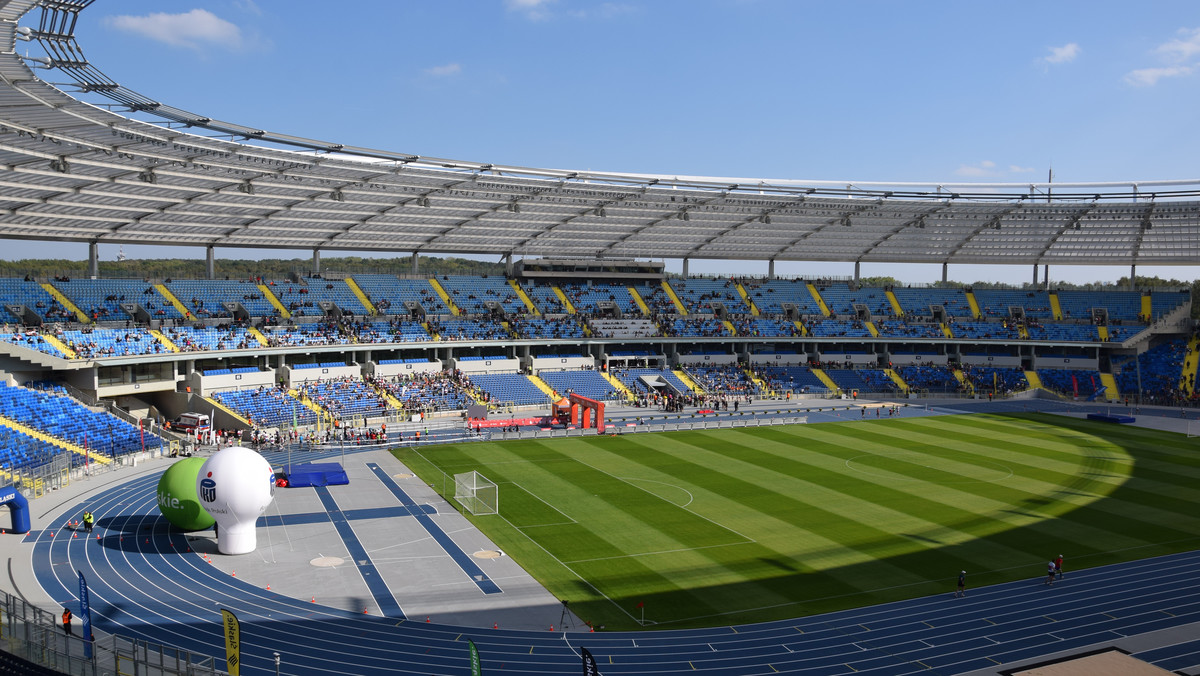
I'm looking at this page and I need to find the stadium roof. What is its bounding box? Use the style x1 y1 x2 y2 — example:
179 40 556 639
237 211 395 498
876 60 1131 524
0 0 1197 266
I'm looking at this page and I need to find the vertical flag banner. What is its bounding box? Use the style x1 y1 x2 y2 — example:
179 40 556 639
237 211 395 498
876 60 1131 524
581 646 602 675
468 638 482 676
221 608 241 676
77 571 93 658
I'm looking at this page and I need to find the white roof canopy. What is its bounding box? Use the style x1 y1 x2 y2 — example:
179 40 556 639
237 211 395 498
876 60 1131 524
0 0 1196 266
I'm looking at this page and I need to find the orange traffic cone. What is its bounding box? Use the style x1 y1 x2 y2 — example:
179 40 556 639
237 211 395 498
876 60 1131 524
231 571 236 577
49 532 54 537
73 533 77 539
311 597 316 603
425 616 430 623
493 623 498 629
549 624 554 631
266 584 271 591
363 608 368 614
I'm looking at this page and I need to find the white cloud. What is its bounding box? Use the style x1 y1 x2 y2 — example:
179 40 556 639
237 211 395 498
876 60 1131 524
425 63 462 77
1041 43 1080 65
1124 65 1193 87
1124 27 1200 86
569 3 636 20
955 160 1039 178
103 9 244 50
1008 165 1036 174
506 0 556 21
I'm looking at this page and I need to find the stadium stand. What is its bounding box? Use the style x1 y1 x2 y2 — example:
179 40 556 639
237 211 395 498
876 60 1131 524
52 278 183 321
0 382 161 461
468 373 548 406
0 279 75 322
212 387 317 428
351 274 450 315
896 364 959 393
538 370 619 400
438 275 527 315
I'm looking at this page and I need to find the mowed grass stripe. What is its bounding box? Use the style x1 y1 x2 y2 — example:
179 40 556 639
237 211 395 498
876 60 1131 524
717 425 1148 561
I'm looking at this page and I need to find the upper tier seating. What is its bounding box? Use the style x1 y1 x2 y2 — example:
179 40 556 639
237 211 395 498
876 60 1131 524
261 323 350 346
538 370 619 400
1151 291 1191 320
0 279 74 321
729 318 802 337
892 287 973 317
352 320 431 343
166 279 281 318
468 373 548 406
510 317 585 340
669 279 748 315
636 283 679 316
350 274 449 315
274 279 370 317
52 279 183 321
439 275 527 315
741 279 822 315
973 289 1052 318
558 281 641 315
816 284 893 317
667 317 727 337
5 328 68 357
524 282 567 314
164 326 256 352
1055 290 1140 322
876 319 944 339
430 319 499 341
947 320 1021 341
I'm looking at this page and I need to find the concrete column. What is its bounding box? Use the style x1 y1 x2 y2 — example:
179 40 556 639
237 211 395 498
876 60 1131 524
311 249 321 276
411 252 419 275
854 261 860 284
87 241 99 279
1042 265 1049 290
505 253 513 277
205 245 215 280
1130 264 1136 291
941 262 948 283
768 259 775 279
682 257 689 278
1032 264 1038 285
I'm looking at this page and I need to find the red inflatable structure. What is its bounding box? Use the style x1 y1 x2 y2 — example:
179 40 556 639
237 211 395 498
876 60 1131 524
553 393 606 433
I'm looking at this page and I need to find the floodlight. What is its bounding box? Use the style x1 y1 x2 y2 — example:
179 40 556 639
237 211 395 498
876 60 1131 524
49 157 69 173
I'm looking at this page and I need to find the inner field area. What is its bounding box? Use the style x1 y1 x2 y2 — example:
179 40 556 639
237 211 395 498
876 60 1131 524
395 413 1200 630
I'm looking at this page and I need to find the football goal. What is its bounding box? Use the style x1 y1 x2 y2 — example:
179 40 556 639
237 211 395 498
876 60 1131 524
454 471 499 516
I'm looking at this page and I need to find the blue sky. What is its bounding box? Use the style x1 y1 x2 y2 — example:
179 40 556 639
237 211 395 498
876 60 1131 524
9 0 1200 284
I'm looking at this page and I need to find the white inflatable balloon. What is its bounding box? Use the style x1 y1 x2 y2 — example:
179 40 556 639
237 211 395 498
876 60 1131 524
196 446 276 555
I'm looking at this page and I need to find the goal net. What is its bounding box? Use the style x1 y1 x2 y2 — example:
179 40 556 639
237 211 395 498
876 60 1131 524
454 471 498 516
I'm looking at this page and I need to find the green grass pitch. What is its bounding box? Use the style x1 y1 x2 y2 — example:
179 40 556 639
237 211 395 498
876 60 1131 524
393 413 1200 630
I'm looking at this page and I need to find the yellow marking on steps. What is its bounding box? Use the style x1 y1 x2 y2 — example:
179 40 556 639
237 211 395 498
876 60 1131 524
344 277 376 315
247 327 269 346
627 286 651 315
204 396 250 426
734 282 760 315
661 280 688 314
965 290 982 318
806 282 831 317
154 284 193 320
509 279 539 315
38 332 76 359
428 278 460 315
527 374 559 399
41 282 89 323
885 289 904 316
148 329 179 353
0 413 109 463
258 284 291 319
1049 291 1063 320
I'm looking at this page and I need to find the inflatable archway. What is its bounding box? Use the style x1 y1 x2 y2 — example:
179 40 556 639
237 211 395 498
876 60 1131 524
0 485 30 534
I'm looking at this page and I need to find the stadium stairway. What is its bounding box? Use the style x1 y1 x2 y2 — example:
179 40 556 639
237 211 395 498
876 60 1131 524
1099 372 1120 401
885 288 904 316
806 282 832 316
1142 293 1153 319
422 321 439 341
792 319 808 336
153 284 193 320
148 329 179 353
1182 336 1200 396
734 282 760 315
39 282 88 323
39 333 76 359
204 396 250 427
811 367 841 393
953 367 974 394
885 368 908 391
721 319 738 336
289 389 331 424
344 278 376 315
526 374 559 399
600 372 634 401
1098 325 1110 341
258 283 291 319
865 320 880 337
672 368 701 393
941 322 954 338
246 327 269 347
367 382 405 410
744 368 773 396
1049 291 1063 319
550 285 576 314
1018 322 1030 339
627 286 651 315
0 413 108 464
965 289 983 318
507 279 539 315
1025 369 1045 390
427 278 460 315
660 280 688 314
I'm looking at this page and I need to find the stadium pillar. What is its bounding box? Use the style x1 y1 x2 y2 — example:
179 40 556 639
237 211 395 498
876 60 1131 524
854 261 860 284
312 249 321 276
941 262 948 283
505 253 513 277
1042 264 1049 290
87 241 98 279
682 257 689 277
1129 264 1136 290
411 252 419 275
768 259 775 279
205 245 215 279
1032 265 1037 285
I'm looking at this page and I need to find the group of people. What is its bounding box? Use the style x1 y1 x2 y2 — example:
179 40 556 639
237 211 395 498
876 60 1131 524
955 555 1064 598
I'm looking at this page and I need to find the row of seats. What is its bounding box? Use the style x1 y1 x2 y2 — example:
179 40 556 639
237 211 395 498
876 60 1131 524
3 277 1187 325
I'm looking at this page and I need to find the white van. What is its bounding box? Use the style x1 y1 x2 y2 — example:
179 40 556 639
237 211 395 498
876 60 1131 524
172 413 211 433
